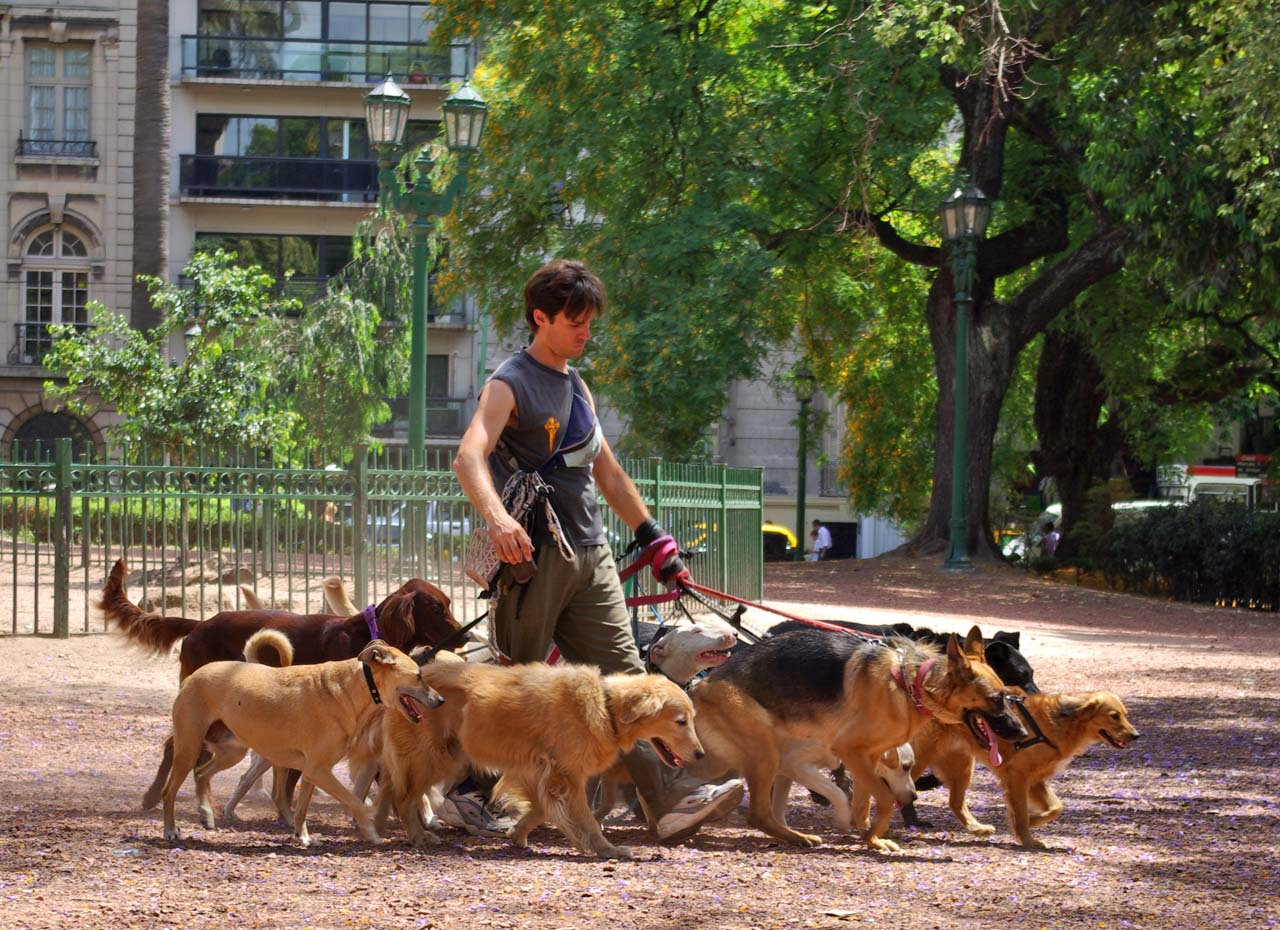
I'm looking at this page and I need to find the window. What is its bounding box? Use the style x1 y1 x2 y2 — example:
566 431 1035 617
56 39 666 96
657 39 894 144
197 0 434 42
196 114 437 160
24 45 92 156
20 228 91 364
193 233 352 296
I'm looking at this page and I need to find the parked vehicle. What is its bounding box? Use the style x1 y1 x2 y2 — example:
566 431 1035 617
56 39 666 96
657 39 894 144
365 501 472 546
763 521 798 561
1002 500 1181 561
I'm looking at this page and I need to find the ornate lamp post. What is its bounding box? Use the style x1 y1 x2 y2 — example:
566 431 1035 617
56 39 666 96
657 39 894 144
939 178 991 569
793 364 816 561
364 77 488 467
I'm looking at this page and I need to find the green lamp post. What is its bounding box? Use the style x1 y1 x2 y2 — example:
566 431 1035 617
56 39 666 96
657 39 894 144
793 364 816 561
364 76 488 467
939 178 991 570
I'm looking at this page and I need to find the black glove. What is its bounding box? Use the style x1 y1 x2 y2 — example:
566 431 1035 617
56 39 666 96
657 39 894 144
634 519 688 587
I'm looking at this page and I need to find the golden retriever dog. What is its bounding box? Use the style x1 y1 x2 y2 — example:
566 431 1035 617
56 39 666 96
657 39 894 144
687 625 1027 852
909 689 1140 849
378 662 705 858
162 640 443 847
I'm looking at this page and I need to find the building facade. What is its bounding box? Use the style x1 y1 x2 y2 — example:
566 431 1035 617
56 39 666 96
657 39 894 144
0 0 136 457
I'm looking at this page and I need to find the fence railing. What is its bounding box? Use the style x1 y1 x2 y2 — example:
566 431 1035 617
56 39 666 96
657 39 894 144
0 440 763 636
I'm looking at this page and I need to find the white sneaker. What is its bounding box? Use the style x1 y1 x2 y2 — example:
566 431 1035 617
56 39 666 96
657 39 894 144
436 788 517 837
655 778 745 843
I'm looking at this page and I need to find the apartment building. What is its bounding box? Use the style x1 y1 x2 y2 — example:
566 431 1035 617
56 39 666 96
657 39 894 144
169 0 479 452
0 0 136 457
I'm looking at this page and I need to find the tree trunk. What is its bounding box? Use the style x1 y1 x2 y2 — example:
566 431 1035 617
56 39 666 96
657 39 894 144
130 0 171 329
1033 329 1124 560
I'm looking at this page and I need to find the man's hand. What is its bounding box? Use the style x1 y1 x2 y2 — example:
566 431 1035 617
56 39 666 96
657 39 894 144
487 510 534 564
634 518 690 589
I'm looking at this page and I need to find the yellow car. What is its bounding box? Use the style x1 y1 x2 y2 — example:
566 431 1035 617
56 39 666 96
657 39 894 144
763 521 798 561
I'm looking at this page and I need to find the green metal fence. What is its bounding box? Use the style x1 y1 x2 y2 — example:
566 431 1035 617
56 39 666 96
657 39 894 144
0 439 763 636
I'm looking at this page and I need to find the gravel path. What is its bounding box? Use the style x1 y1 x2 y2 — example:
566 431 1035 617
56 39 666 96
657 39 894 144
1 556 1276 930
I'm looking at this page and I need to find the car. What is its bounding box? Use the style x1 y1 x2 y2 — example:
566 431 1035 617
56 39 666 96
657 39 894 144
367 500 472 546
1001 500 1182 560
763 521 798 561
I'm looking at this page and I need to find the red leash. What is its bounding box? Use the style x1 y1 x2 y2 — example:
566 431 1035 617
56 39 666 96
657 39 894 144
680 578 881 636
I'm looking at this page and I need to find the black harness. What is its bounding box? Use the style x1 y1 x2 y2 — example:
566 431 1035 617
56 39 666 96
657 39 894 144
1008 694 1057 753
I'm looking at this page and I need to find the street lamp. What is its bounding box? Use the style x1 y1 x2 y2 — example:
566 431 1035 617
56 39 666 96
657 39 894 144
939 178 991 569
793 364 816 562
364 76 488 467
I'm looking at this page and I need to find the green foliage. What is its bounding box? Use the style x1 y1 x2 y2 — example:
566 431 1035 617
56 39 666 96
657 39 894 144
43 251 299 458
1098 499 1280 609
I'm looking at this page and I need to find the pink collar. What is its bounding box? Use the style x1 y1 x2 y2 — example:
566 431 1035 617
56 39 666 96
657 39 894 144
892 654 936 717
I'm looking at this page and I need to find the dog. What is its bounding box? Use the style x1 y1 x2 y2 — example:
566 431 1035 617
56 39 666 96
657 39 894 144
377 661 705 858
98 558 462 810
323 575 360 616
161 640 443 847
909 689 1140 849
590 617 738 821
686 625 1026 851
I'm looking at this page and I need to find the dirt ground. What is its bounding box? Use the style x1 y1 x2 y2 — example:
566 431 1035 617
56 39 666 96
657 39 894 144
1 556 1277 930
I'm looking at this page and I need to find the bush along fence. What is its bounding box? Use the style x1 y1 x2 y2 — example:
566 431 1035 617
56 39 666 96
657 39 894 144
0 439 764 636
1096 498 1280 610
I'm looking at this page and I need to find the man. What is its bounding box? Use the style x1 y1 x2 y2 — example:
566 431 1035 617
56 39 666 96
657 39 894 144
452 258 744 843
1041 521 1060 558
811 519 832 561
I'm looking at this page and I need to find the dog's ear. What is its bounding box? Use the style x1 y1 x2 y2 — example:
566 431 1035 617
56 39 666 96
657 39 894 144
647 630 675 662
992 630 1021 649
614 688 667 725
1058 693 1101 718
963 625 986 662
359 640 398 665
945 632 969 668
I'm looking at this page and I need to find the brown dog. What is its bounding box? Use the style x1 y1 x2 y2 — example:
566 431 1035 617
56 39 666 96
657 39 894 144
378 661 705 858
98 559 461 809
161 640 443 847
686 625 1027 852
909 689 1140 849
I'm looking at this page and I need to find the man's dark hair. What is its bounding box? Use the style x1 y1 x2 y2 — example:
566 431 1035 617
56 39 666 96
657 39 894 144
524 259 606 331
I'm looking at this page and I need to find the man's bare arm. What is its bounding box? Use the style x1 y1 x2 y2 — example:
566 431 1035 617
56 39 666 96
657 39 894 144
452 380 535 564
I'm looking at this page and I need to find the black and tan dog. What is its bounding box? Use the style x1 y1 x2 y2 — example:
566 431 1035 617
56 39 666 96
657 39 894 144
161 640 443 848
909 689 1140 849
687 625 1026 852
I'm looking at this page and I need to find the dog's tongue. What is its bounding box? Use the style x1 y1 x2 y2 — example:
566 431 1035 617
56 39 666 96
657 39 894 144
982 717 1003 767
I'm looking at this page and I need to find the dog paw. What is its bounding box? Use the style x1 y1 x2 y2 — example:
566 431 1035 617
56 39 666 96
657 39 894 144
220 808 240 824
199 812 217 830
410 831 443 848
599 845 632 859
163 827 182 842
966 823 996 836
1020 836 1048 851
867 836 901 854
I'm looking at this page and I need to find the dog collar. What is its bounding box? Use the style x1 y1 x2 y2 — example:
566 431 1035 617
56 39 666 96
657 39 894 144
892 652 936 717
363 603 380 641
360 661 383 705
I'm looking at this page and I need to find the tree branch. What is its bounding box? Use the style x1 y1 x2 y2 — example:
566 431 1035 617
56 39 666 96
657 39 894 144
1006 226 1129 348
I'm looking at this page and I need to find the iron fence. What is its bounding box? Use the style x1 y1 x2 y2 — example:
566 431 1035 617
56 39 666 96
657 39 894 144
0 440 763 636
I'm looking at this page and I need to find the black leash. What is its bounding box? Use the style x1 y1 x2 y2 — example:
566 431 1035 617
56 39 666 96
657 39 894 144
415 611 489 666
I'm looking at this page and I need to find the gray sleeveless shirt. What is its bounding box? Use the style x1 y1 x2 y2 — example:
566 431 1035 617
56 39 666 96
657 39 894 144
488 348 606 547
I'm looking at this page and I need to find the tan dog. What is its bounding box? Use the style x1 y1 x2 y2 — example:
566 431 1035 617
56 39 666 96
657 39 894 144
322 576 359 616
687 625 1026 852
378 662 705 858
910 689 1140 849
161 640 443 847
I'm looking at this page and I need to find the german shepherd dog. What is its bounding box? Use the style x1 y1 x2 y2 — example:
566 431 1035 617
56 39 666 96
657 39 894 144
688 625 1026 852
909 689 1140 849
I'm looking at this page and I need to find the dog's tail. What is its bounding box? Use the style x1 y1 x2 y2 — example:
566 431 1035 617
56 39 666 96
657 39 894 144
244 628 294 667
238 584 266 611
96 559 198 656
322 575 359 616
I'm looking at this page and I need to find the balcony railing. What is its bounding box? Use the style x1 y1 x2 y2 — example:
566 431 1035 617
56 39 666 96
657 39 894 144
16 134 97 158
180 154 378 202
8 322 93 366
180 35 459 84
375 397 468 439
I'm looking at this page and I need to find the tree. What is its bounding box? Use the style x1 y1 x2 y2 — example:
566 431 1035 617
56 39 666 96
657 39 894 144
131 0 169 329
43 250 298 458
431 0 1280 557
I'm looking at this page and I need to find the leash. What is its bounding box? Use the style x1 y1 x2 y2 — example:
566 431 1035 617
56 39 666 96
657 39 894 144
1008 694 1057 752
414 611 489 666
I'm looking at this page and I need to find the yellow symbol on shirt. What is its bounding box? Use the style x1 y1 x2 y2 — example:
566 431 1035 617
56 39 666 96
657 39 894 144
544 416 560 453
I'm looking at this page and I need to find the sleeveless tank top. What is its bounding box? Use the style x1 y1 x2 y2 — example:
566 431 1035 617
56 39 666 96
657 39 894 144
488 348 606 547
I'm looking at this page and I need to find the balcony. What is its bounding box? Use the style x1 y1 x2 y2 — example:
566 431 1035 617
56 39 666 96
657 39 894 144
180 35 458 84
180 155 378 203
8 322 93 367
16 135 98 159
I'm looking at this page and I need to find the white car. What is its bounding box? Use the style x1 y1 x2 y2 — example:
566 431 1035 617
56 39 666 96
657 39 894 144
1002 500 1181 560
368 501 472 546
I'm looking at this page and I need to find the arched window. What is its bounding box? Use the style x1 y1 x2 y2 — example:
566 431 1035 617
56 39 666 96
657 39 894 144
10 412 95 463
20 227 90 364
